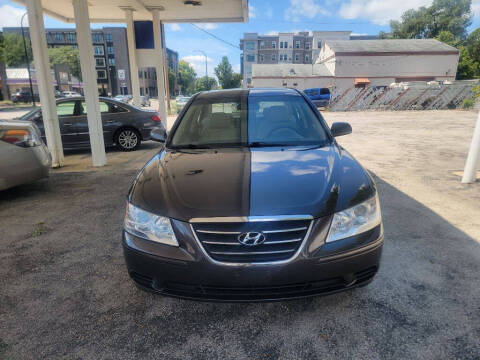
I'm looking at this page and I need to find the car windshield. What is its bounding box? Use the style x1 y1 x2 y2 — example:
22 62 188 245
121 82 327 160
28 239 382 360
169 91 329 148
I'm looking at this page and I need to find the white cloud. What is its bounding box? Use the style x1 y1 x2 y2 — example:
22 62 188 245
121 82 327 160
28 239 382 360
193 23 219 30
0 5 27 29
265 30 279 36
284 0 331 21
339 0 432 25
233 63 241 73
181 54 215 77
168 23 182 31
473 0 480 18
249 5 256 19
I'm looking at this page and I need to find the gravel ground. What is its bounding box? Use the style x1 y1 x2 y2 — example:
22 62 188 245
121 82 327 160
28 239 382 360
0 109 479 359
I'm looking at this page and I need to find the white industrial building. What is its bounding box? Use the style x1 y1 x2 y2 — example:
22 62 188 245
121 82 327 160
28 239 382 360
251 39 459 90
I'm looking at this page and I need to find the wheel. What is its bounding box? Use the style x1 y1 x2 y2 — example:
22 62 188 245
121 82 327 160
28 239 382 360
115 128 141 151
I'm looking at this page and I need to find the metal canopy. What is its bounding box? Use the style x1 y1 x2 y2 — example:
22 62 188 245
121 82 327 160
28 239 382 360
13 0 248 23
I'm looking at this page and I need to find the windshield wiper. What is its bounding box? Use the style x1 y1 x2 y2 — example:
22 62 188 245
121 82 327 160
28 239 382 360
249 142 292 147
171 144 212 149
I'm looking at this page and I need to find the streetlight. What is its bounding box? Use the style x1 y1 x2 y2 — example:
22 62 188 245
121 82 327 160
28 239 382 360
195 49 208 90
21 12 35 107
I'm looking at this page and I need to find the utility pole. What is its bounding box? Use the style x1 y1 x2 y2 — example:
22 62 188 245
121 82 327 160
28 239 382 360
21 12 36 106
195 49 208 90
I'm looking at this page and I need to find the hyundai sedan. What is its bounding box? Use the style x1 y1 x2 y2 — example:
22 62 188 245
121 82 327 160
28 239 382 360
123 88 383 301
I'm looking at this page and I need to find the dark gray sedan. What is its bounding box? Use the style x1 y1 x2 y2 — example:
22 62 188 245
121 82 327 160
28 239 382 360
19 97 165 151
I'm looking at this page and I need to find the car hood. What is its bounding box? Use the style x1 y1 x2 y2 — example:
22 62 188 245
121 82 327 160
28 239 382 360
128 145 375 222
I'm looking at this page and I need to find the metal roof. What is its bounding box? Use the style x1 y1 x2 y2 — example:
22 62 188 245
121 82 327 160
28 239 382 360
12 0 248 23
252 64 333 78
325 39 458 54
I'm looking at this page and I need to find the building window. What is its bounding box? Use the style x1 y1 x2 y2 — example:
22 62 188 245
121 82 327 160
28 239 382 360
65 32 76 43
71 44 78 49
53 32 64 42
259 41 265 49
97 70 107 79
108 58 115 66
283 41 288 48
95 58 106 67
105 33 113 42
305 42 310 50
92 32 103 43
245 41 255 50
295 53 299 62
305 54 310 62
280 42 283 49
94 45 104 56
107 46 114 55
138 70 143 78
246 54 255 62
272 41 276 49
295 40 300 49
317 40 322 49
259 54 264 62
271 54 276 61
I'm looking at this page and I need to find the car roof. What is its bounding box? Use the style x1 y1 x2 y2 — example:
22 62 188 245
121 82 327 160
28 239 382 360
194 88 300 100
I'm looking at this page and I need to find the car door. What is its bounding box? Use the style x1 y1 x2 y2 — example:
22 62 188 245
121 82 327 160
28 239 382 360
76 100 128 147
55 100 82 148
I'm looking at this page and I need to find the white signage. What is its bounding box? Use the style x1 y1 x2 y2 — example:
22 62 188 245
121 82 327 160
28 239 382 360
118 69 126 80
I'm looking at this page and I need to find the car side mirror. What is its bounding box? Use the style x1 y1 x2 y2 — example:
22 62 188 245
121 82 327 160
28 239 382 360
331 122 352 137
33 111 42 121
150 127 167 142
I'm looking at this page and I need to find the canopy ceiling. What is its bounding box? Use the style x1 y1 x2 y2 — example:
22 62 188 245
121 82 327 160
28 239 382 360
13 0 248 23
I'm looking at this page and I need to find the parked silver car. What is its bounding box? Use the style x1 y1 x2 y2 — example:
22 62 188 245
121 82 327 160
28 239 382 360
0 120 51 191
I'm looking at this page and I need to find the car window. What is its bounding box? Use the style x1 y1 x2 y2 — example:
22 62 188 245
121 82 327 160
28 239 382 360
248 94 328 145
80 101 125 114
320 88 330 95
170 94 247 147
56 101 76 117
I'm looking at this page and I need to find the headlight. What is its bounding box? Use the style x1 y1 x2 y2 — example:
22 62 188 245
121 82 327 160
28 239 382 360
124 203 178 246
326 194 382 243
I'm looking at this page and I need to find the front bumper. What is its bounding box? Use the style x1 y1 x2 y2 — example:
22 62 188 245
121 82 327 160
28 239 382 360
122 218 383 302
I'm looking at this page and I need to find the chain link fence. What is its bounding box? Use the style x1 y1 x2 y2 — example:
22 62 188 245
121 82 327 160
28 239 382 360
327 80 477 111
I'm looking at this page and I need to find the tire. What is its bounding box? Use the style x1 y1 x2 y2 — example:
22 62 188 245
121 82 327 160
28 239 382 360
115 128 141 151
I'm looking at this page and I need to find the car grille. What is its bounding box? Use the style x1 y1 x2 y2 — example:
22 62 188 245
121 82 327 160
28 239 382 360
159 267 378 301
191 219 312 263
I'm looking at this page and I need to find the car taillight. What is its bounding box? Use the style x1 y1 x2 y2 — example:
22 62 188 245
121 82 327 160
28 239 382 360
0 128 41 147
152 115 161 122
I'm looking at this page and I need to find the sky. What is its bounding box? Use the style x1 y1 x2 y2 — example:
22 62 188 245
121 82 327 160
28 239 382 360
1 0 480 77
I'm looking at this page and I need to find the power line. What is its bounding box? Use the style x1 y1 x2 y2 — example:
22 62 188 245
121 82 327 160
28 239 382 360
190 23 241 50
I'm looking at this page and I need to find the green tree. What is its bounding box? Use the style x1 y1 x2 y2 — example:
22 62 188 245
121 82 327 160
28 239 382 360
390 0 472 40
3 33 32 67
194 76 217 92
466 28 480 65
48 46 81 80
177 60 196 95
214 56 241 89
435 30 479 79
456 45 478 79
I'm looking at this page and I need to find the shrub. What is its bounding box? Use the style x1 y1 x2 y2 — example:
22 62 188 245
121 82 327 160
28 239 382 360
461 99 475 109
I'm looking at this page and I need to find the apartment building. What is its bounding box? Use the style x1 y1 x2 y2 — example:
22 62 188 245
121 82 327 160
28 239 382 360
240 31 352 86
3 26 178 97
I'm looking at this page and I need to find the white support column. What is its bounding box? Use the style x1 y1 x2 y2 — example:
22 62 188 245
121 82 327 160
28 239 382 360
73 0 106 167
462 110 480 183
25 0 64 167
124 8 141 107
151 9 167 123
